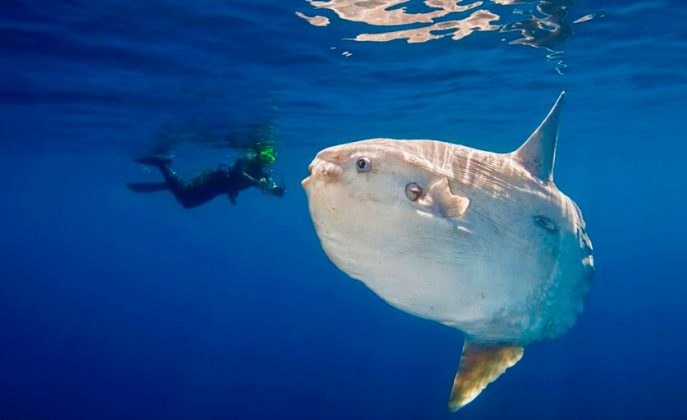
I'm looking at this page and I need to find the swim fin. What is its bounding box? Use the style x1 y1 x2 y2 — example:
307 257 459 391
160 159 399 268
127 182 168 193
134 156 172 167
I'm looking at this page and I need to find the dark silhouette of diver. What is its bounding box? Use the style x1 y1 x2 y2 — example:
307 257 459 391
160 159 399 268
127 143 285 208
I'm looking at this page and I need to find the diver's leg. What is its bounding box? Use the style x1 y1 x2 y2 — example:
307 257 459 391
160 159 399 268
156 165 205 208
159 166 220 208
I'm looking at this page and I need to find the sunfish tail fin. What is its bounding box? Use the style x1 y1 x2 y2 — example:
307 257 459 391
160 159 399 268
127 182 168 193
448 340 524 412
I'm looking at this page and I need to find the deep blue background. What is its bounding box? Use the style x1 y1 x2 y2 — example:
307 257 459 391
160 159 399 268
1 1 687 419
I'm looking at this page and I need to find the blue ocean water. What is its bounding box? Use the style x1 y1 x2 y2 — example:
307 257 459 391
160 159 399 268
1 0 686 418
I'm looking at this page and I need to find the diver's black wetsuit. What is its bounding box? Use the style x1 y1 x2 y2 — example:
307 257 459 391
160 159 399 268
129 157 284 208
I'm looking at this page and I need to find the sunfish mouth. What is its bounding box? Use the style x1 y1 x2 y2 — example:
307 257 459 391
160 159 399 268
301 152 344 188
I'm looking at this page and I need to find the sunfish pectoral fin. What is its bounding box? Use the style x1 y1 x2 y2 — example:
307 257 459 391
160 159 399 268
512 91 565 183
424 177 470 218
448 340 524 412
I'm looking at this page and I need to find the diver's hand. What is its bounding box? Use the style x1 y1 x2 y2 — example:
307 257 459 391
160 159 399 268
258 177 270 191
271 185 285 197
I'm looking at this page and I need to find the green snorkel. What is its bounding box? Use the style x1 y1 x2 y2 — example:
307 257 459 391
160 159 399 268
256 141 277 165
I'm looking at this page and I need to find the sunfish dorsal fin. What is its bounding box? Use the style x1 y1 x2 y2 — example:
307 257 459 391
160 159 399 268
448 340 524 412
512 91 565 183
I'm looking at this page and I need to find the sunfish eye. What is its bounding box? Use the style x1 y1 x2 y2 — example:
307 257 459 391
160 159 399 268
405 182 423 201
356 156 371 172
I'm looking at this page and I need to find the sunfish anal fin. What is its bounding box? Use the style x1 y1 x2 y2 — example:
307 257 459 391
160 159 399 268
426 177 470 218
448 340 524 412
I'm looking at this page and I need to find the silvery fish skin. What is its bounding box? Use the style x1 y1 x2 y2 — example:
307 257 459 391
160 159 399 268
302 92 594 411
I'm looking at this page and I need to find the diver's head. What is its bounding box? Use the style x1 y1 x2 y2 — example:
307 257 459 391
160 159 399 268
255 141 277 167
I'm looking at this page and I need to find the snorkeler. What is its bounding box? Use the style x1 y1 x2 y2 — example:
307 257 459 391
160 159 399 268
127 142 285 208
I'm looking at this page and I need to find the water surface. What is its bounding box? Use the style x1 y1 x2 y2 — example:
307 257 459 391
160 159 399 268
1 1 686 419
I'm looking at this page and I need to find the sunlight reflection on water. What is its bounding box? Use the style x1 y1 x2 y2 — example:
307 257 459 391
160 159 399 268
299 0 604 73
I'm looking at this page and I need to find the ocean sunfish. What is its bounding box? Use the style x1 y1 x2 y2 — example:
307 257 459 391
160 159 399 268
301 92 594 411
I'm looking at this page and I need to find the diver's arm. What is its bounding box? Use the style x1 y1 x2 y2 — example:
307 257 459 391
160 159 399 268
233 158 265 186
240 168 270 189
240 170 265 186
